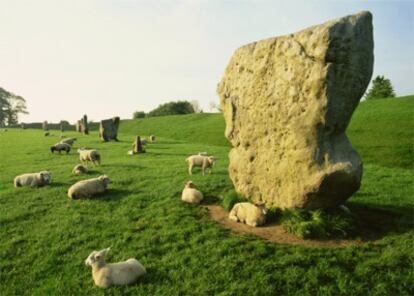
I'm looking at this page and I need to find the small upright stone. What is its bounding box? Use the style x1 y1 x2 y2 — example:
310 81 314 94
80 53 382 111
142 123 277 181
218 11 374 209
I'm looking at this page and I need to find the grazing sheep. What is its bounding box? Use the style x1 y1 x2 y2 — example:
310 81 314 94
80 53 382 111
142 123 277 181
85 247 146 288
181 181 203 204
14 171 51 187
68 175 111 199
77 148 101 166
60 137 77 146
72 164 89 175
186 155 216 175
228 202 267 227
50 142 71 154
149 135 155 142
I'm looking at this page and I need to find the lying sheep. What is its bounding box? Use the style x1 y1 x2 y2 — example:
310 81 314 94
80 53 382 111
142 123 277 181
229 202 267 227
78 148 101 166
181 181 203 204
68 175 111 199
149 135 155 142
72 164 88 175
186 155 216 175
60 137 77 146
14 171 51 187
85 247 146 288
51 142 71 154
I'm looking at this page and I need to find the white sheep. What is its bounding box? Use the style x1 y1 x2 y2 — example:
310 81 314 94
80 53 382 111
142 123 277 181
228 202 267 227
50 142 71 154
14 171 51 187
67 175 111 199
185 155 216 175
85 247 146 288
77 148 101 166
60 137 77 146
181 181 203 204
72 164 88 175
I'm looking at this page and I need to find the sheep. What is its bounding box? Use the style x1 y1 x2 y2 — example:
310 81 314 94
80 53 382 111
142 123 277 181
77 148 101 166
60 137 77 146
68 175 111 199
185 155 216 175
141 138 148 145
51 142 71 154
14 171 51 187
181 181 203 204
85 247 146 288
149 135 155 142
228 202 267 227
72 164 89 175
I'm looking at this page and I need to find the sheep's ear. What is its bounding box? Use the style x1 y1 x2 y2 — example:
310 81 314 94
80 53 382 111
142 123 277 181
100 247 110 257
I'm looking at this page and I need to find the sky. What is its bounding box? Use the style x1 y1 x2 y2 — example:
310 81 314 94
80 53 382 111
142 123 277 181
0 0 413 123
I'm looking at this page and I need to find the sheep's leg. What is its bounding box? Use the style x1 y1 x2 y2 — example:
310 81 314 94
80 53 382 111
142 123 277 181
188 165 193 175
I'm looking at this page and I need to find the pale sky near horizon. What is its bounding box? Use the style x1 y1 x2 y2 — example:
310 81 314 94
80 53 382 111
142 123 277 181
0 0 413 123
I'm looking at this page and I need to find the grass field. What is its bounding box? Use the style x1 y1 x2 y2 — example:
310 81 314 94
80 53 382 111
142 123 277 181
0 96 413 295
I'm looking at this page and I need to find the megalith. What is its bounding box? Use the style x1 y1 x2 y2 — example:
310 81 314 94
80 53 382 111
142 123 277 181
99 117 120 142
218 11 374 209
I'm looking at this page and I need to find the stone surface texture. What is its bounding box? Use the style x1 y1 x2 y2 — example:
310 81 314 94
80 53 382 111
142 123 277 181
218 11 374 209
99 117 120 142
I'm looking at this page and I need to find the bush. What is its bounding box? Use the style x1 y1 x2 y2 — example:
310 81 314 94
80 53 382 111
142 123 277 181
148 101 195 117
221 190 245 212
281 208 355 239
133 111 146 119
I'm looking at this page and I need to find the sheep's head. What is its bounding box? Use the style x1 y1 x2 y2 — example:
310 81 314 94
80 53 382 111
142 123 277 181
85 247 110 266
255 202 267 215
207 156 216 165
77 147 85 153
185 181 195 188
99 175 112 186
50 146 56 153
39 171 51 184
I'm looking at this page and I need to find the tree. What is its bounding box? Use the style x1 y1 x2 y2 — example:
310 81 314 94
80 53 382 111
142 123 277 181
190 100 202 113
133 111 146 119
365 75 396 100
148 101 195 117
0 87 28 126
209 101 222 112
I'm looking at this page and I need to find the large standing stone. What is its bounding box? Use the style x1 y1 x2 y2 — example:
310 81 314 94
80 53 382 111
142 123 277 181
218 11 374 209
99 117 120 142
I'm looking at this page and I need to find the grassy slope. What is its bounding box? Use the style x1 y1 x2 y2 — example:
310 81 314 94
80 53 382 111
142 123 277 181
0 96 413 295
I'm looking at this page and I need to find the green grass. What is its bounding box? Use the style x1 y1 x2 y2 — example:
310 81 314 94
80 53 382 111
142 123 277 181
0 96 413 295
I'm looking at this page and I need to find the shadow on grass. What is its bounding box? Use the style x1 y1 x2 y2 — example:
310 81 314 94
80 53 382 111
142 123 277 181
347 202 414 240
76 188 131 202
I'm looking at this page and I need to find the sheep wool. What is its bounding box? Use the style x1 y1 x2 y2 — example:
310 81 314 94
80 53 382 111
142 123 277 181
51 142 71 154
68 175 111 199
77 148 101 166
72 164 88 175
14 171 51 188
186 155 216 175
229 202 267 227
181 181 203 204
85 248 146 288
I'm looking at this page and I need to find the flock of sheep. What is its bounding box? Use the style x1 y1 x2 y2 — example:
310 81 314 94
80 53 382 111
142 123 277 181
12 133 269 288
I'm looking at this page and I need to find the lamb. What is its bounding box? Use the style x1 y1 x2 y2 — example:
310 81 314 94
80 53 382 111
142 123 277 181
181 181 203 204
149 135 155 142
85 247 146 288
60 137 77 146
14 171 51 187
72 164 89 175
68 175 111 199
185 155 216 175
50 142 71 154
77 148 101 166
228 202 267 227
